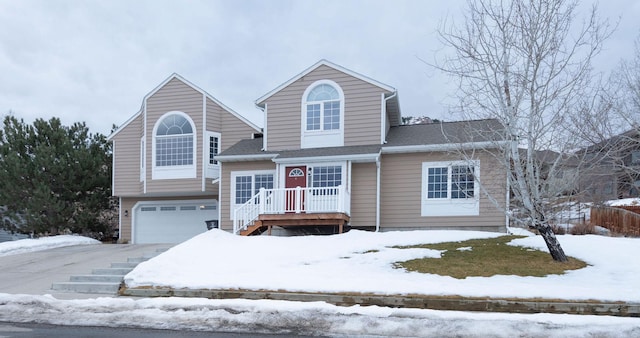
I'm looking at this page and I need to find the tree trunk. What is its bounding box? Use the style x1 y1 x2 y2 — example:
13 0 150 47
537 224 568 262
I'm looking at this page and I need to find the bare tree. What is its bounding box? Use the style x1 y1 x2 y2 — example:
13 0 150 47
434 0 613 261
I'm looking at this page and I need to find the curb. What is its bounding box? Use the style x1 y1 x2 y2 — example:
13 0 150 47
120 287 640 317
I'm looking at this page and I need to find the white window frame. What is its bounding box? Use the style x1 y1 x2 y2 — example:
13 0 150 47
152 111 197 180
205 131 221 179
230 170 276 218
421 160 480 217
140 136 145 182
300 80 345 149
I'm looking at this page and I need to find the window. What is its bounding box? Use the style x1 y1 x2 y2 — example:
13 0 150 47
310 165 342 195
311 166 342 188
231 171 275 206
205 131 221 179
451 165 475 199
305 84 340 131
156 114 193 166
209 134 219 165
421 161 479 217
427 167 448 199
301 80 344 148
152 112 196 180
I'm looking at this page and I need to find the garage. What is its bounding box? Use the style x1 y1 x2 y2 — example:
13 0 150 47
133 200 218 244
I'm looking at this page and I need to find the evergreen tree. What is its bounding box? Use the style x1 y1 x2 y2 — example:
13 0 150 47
0 116 113 239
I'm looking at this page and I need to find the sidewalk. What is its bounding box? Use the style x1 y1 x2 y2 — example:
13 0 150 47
0 243 168 299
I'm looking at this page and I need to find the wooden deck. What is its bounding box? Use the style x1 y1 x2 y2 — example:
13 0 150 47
239 213 350 236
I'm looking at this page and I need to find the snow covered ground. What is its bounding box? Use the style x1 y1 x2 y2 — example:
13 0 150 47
125 228 640 302
1 293 639 337
0 235 99 257
1 229 639 336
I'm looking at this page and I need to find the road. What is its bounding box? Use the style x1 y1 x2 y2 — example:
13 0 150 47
0 322 317 338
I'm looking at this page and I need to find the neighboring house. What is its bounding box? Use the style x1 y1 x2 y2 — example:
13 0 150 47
108 74 261 243
578 128 640 202
216 60 509 236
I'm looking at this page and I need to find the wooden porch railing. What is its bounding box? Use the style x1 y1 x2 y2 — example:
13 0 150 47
233 185 350 234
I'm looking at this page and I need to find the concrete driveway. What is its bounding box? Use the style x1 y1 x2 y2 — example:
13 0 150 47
0 244 169 299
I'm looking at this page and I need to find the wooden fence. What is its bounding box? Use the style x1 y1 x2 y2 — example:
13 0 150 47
590 206 640 237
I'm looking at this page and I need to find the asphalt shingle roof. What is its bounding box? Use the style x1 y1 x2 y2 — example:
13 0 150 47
217 119 505 161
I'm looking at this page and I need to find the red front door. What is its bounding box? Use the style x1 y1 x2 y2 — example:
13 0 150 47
285 166 306 213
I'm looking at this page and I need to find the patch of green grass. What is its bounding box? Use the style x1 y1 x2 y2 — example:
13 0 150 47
394 236 587 279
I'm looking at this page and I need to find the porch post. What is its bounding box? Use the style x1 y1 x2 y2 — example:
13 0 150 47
338 185 344 213
259 188 266 214
295 186 302 213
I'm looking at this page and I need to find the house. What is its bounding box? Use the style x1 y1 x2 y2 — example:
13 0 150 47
578 128 640 202
108 74 261 243
215 60 509 235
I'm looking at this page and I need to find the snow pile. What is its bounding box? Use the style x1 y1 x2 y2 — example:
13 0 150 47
125 229 640 302
0 293 638 337
0 235 100 257
608 198 640 206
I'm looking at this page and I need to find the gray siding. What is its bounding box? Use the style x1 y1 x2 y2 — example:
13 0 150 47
349 163 377 228
112 114 143 196
380 152 507 230
145 78 203 194
219 160 276 231
264 65 391 151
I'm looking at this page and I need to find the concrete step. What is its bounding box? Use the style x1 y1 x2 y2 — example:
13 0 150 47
92 267 133 276
110 262 138 269
51 282 121 294
127 257 148 264
70 274 124 283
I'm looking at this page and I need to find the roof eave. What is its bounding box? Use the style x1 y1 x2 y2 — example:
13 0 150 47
274 152 381 164
215 153 278 162
382 141 509 154
255 59 396 105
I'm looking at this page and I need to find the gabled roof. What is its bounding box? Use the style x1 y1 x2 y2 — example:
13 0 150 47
108 73 260 140
255 59 396 106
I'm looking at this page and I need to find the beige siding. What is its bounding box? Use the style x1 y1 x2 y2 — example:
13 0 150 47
220 109 259 152
265 65 391 150
219 161 276 231
145 78 203 193
380 152 507 230
205 98 223 133
205 98 259 194
349 163 377 228
112 114 143 196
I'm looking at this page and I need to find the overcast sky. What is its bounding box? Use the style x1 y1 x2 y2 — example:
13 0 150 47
0 0 638 136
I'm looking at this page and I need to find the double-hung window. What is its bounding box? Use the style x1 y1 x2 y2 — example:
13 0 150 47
421 161 479 216
231 171 275 208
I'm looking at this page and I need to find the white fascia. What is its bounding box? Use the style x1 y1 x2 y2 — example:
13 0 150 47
382 141 509 154
273 152 380 164
202 93 207 192
214 154 278 162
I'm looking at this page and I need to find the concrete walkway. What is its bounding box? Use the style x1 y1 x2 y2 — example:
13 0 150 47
0 244 169 299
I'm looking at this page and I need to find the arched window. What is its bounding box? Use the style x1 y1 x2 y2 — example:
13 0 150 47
301 80 344 149
305 83 341 131
152 112 196 179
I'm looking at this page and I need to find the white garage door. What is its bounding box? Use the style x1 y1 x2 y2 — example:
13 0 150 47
133 200 218 244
